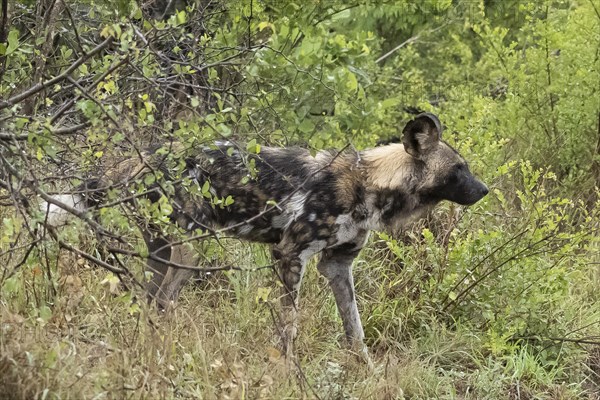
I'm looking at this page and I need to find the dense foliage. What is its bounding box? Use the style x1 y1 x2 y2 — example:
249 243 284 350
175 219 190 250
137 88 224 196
0 0 599 398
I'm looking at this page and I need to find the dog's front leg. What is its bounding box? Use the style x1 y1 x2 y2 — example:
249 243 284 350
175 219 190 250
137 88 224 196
272 243 307 359
317 248 372 366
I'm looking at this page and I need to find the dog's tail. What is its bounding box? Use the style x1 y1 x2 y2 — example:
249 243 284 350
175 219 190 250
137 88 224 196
41 193 85 226
40 180 103 227
40 148 176 227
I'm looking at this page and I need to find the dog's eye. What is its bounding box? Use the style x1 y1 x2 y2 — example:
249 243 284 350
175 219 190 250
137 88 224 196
455 163 467 172
447 164 465 183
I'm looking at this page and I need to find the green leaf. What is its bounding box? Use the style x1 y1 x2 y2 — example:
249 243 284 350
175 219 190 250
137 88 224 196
38 305 52 322
346 72 358 92
218 123 232 137
144 174 155 185
128 302 140 315
246 139 260 154
298 118 315 134
381 98 400 110
1 276 18 294
111 132 125 144
176 10 187 25
131 5 143 19
256 287 272 304
6 29 19 55
201 181 211 195
101 273 121 294
113 24 121 39
257 21 272 31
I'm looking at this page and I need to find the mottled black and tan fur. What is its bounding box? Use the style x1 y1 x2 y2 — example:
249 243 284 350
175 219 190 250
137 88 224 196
44 113 488 360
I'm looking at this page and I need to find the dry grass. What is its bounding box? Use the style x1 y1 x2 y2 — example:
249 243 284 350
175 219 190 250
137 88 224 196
0 235 598 399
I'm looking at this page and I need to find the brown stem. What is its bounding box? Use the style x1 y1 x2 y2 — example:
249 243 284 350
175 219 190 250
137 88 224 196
544 5 559 139
0 122 89 141
0 0 9 81
22 0 63 115
50 55 129 125
592 110 600 189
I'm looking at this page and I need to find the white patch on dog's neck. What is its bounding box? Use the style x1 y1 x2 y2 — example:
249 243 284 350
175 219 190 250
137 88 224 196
360 144 417 190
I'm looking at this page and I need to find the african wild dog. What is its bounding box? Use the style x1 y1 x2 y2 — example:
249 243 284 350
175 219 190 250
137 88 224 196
43 113 488 360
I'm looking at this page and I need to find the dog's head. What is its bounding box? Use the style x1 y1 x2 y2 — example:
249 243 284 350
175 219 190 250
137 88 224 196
402 113 488 206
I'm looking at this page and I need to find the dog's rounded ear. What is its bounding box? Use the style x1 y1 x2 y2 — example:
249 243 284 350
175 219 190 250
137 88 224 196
402 113 443 158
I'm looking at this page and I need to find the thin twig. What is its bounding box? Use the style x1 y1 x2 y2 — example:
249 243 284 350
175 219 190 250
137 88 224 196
50 55 129 124
376 36 419 64
0 122 89 141
45 226 129 276
0 0 8 81
62 2 84 56
376 22 449 64
514 335 600 346
0 36 113 110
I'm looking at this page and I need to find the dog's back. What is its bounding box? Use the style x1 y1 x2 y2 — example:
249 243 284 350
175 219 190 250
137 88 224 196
179 144 364 244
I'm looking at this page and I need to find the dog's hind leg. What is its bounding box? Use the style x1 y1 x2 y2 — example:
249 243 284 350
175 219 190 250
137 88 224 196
142 232 172 305
317 248 372 367
154 244 197 310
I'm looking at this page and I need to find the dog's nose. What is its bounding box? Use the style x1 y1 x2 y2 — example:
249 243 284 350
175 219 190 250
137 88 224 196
480 184 489 197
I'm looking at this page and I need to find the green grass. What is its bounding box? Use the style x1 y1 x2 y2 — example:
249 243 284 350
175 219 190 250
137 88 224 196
1 232 599 399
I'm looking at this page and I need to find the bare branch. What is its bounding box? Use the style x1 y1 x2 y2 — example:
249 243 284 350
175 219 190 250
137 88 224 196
0 122 89 141
375 36 419 64
0 0 8 81
376 22 449 64
50 55 129 125
45 226 130 276
0 36 113 111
